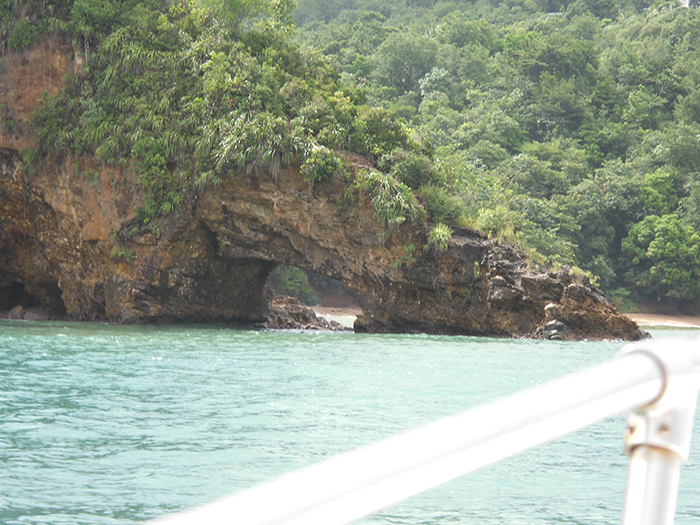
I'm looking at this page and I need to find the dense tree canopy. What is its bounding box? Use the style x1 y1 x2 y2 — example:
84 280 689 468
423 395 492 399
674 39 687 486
294 0 700 311
622 214 700 304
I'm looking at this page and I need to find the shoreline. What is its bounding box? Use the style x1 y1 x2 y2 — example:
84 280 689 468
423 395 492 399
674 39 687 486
4 306 698 330
624 313 700 328
312 306 360 329
312 306 362 317
312 307 700 330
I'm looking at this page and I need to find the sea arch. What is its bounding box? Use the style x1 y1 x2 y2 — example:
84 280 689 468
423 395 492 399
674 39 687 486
0 153 643 339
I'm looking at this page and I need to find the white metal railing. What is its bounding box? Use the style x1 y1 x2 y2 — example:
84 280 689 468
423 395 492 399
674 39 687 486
150 338 700 525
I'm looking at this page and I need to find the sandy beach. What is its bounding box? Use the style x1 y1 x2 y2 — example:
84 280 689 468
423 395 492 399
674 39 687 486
312 306 361 328
625 313 700 328
312 306 362 317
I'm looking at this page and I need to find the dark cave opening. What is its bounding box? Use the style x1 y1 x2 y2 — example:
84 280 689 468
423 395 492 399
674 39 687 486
0 281 67 318
0 282 41 311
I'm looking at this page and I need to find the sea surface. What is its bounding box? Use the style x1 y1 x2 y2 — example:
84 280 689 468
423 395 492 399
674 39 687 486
1 320 699 525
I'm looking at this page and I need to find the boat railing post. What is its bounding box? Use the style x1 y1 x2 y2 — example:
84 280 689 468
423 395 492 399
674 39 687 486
621 345 700 525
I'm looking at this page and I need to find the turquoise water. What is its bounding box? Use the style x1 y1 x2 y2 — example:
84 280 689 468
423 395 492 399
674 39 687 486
1 320 699 525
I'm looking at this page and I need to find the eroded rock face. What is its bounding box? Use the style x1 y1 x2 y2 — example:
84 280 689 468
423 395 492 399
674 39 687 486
0 146 645 339
0 39 646 340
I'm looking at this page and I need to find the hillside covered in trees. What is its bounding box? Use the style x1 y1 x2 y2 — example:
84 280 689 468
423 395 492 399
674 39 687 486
2 0 700 315
294 0 700 312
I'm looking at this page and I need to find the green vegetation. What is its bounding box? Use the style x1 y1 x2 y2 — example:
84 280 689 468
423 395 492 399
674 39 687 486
267 265 319 304
7 0 700 310
393 243 418 268
352 169 425 230
0 0 70 52
110 246 135 262
427 223 453 251
301 145 347 184
621 214 700 305
268 265 352 305
295 0 700 310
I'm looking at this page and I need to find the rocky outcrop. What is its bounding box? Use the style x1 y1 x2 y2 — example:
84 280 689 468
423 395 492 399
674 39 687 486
0 39 646 340
263 296 348 330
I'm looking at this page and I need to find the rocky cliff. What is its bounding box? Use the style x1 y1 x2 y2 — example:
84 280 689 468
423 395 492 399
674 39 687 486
0 38 645 340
